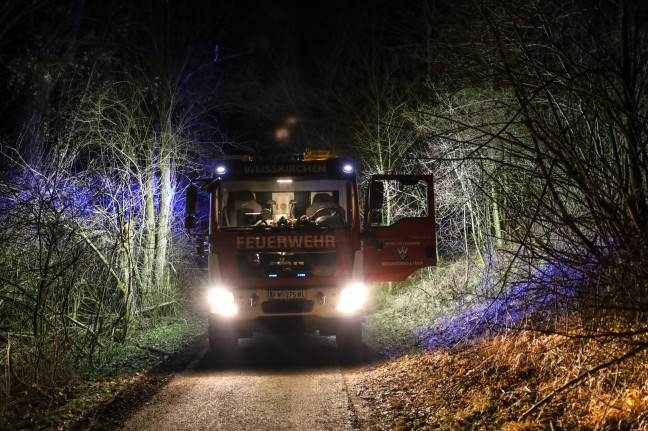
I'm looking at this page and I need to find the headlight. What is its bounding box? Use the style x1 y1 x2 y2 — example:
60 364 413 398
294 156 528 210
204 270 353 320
207 287 238 316
337 283 367 313
342 163 354 174
215 165 227 175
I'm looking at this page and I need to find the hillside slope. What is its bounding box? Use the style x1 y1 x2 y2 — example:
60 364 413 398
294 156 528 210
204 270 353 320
354 331 648 430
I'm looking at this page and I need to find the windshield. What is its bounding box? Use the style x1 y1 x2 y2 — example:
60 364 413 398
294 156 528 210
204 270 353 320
217 178 354 229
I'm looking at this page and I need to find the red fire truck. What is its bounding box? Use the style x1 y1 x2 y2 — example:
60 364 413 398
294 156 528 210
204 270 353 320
184 151 436 361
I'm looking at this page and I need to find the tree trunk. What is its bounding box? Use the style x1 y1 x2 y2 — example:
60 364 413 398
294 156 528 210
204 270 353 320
141 164 157 302
154 147 173 294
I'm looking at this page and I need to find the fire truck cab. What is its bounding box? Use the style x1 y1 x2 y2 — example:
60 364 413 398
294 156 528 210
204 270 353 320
185 151 436 361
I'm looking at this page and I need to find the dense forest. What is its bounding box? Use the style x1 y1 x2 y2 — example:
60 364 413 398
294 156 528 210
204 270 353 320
1 0 647 428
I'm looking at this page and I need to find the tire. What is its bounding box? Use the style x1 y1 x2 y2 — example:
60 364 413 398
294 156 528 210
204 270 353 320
336 320 363 363
208 321 237 366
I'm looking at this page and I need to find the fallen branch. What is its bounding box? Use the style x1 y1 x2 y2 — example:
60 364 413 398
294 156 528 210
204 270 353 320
135 343 170 356
140 301 177 316
519 342 648 421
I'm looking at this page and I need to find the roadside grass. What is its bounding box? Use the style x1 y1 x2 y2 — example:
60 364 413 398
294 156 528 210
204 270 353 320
363 260 480 356
86 316 205 380
356 331 648 430
0 311 204 431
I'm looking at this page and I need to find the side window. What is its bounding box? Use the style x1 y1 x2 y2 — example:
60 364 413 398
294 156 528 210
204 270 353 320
368 178 429 227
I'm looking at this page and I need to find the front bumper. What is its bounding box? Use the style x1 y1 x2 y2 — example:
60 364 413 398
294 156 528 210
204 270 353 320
209 314 364 338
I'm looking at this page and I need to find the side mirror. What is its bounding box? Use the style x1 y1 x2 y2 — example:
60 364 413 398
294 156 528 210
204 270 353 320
186 185 198 214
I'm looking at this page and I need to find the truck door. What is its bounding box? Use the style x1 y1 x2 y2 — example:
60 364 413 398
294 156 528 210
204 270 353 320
362 175 436 282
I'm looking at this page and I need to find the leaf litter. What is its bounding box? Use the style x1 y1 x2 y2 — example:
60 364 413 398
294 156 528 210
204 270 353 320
353 330 648 430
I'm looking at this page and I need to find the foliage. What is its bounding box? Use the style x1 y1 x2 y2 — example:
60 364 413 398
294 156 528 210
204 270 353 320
85 317 204 380
467 0 648 323
0 317 203 430
351 0 648 341
0 0 227 416
364 261 482 356
357 330 648 430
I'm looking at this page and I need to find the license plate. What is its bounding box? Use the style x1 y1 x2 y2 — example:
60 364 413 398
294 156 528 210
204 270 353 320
269 290 307 300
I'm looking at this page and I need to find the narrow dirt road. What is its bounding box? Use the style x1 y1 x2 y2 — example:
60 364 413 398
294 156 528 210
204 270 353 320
118 334 372 431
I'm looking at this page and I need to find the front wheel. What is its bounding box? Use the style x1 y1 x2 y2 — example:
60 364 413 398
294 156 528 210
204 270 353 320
336 320 363 363
208 320 237 365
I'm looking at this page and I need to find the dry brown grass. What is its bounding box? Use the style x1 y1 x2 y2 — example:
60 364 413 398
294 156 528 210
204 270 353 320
355 330 648 430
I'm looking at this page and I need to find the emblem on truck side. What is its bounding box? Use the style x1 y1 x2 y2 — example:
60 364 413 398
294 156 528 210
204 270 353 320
397 247 408 260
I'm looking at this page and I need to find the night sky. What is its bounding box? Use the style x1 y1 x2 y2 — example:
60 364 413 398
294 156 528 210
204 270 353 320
210 0 408 152
0 0 418 156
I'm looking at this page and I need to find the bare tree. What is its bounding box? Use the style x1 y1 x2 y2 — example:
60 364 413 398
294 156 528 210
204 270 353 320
402 0 648 332
0 0 234 413
473 0 648 319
